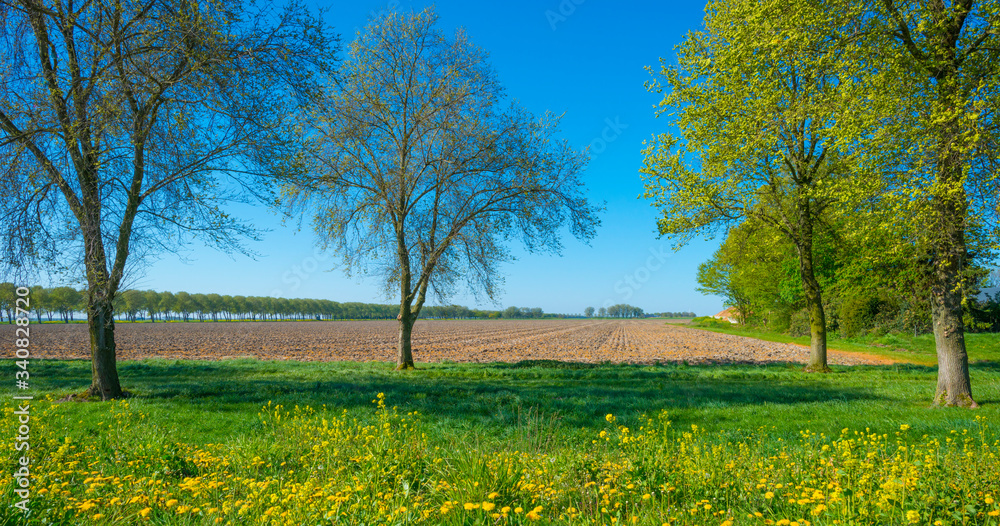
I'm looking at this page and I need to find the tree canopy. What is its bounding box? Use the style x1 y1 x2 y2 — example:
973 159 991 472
291 8 601 369
0 0 338 398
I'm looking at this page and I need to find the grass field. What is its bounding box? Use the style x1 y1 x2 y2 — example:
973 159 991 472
3 356 1000 525
688 318 1000 366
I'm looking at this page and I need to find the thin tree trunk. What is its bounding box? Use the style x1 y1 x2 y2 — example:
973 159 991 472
396 312 415 370
795 215 829 372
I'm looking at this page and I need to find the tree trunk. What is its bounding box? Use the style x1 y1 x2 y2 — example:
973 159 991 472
928 133 976 407
795 220 829 372
396 312 415 370
926 60 977 407
931 283 975 407
86 294 124 400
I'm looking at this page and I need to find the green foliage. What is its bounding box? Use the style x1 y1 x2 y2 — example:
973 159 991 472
838 295 883 338
689 316 733 329
605 304 645 318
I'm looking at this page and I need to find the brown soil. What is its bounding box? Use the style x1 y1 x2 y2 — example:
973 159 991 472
5 319 898 366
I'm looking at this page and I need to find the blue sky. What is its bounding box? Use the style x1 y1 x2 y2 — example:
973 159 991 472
137 0 725 316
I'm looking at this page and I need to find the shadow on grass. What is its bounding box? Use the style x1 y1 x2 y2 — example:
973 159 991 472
27 358 898 430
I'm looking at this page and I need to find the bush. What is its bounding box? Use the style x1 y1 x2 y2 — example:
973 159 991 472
840 295 884 337
787 309 811 337
690 316 735 328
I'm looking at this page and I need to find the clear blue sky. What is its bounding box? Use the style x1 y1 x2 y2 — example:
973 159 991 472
137 0 725 316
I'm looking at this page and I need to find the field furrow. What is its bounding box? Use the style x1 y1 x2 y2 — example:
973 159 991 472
5 319 897 366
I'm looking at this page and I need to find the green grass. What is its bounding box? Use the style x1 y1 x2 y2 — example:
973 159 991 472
15 357 1000 445
4 358 1000 525
687 319 1000 366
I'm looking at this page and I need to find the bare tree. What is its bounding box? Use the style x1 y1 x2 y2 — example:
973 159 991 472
291 9 601 369
0 0 338 398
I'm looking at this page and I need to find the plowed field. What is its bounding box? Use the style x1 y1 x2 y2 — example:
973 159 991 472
7 319 896 365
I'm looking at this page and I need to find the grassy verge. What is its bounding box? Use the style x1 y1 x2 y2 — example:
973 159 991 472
3 359 1000 525
686 318 1000 366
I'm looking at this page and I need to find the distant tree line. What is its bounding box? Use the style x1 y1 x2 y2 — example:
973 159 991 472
583 304 648 318
606 304 645 318
0 284 534 323
501 306 546 319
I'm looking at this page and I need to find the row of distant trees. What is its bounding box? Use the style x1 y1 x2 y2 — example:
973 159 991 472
582 304 650 318
501 306 546 319
0 284 569 323
1 283 689 323
0 284 82 323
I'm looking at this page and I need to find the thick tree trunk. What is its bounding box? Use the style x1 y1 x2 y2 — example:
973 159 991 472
926 59 977 407
86 294 124 399
931 285 975 407
928 144 976 407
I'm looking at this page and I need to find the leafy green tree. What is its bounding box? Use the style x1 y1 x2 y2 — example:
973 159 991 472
143 290 161 323
848 0 1000 407
232 295 247 321
31 286 49 323
159 291 176 322
205 293 223 322
0 0 338 399
641 0 863 371
175 292 193 322
49 286 81 323
584 306 595 318
191 294 207 322
247 296 263 321
696 254 751 326
0 282 13 323
291 9 600 369
120 290 145 322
